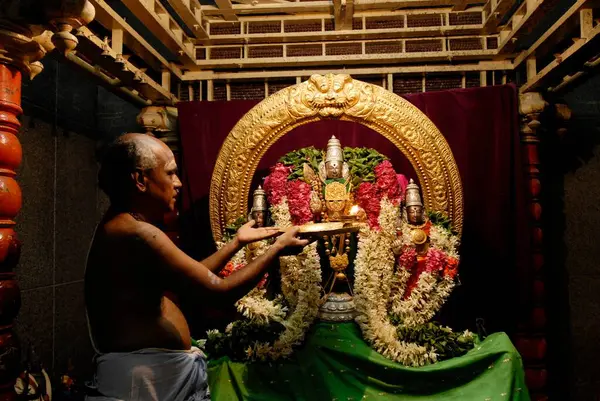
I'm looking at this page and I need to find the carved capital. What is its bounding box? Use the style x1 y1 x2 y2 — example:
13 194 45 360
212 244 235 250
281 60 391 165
519 92 547 117
137 106 178 134
555 104 572 121
555 103 572 138
0 22 47 78
0 0 95 76
45 0 95 56
519 92 548 137
137 106 179 153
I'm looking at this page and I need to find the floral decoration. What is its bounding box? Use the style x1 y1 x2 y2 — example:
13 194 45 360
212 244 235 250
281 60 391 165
204 146 471 366
375 160 401 203
286 180 312 225
263 163 290 205
356 182 381 229
353 197 473 365
206 199 321 362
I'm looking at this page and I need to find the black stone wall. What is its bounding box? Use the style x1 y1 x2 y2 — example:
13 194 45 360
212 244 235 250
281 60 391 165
14 55 140 382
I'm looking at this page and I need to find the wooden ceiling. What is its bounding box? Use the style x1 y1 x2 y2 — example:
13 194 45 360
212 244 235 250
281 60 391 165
66 0 600 105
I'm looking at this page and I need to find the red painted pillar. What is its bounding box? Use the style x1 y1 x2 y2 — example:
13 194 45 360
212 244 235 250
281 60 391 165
0 63 24 401
518 92 549 401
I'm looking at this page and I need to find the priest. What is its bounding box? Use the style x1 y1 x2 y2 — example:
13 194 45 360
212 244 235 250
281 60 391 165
84 133 308 400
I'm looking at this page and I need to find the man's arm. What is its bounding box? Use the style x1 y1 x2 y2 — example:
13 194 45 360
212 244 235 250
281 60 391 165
201 220 280 273
137 222 306 303
201 237 242 273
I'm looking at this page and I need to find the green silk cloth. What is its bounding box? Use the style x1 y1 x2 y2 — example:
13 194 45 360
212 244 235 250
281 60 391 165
207 323 530 401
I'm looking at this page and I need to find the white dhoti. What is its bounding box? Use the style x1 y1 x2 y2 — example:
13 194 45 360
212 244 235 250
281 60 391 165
85 347 210 401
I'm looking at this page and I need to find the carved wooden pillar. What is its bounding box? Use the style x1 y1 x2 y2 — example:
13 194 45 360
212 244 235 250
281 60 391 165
0 1 94 397
137 106 181 242
518 92 549 401
0 23 49 400
0 62 25 401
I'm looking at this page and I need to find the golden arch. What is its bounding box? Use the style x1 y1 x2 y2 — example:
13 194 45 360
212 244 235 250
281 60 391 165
210 74 463 242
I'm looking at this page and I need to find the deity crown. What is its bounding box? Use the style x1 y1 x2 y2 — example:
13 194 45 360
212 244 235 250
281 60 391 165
325 135 344 163
405 179 423 208
251 185 268 211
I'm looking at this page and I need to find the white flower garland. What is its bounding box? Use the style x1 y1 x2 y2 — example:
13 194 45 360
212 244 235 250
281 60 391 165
270 197 293 228
353 197 463 366
389 218 460 328
265 242 321 360
392 273 455 327
354 198 438 366
236 288 287 324
209 200 322 361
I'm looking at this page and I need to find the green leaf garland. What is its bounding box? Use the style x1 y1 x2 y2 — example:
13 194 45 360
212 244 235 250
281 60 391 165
343 147 387 188
223 216 248 242
278 146 323 181
205 320 286 361
427 210 458 236
389 314 475 360
277 146 388 187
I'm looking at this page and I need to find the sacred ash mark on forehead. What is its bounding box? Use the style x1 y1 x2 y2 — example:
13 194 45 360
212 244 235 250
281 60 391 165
164 159 177 171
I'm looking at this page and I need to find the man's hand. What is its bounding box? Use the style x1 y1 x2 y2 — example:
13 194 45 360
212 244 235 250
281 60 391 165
273 226 310 255
236 220 281 246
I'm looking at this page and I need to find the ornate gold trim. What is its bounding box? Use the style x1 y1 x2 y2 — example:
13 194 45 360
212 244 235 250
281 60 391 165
210 74 463 241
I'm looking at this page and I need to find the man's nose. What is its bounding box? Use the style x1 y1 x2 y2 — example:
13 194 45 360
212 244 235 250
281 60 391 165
174 175 183 188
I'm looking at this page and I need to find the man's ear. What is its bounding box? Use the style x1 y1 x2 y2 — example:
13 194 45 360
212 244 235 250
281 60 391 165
132 169 147 192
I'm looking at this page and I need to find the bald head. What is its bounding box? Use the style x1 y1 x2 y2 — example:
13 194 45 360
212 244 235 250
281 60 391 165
98 134 169 204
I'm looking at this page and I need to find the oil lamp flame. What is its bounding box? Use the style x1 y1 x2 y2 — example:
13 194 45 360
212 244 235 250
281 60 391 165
349 205 360 216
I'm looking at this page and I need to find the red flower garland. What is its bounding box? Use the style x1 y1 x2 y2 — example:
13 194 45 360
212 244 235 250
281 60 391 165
264 157 408 232
219 261 268 289
263 163 291 205
444 257 459 279
375 160 401 204
219 261 242 278
287 180 312 225
398 246 418 270
397 174 409 200
402 247 451 298
425 248 447 273
356 182 381 229
257 273 268 289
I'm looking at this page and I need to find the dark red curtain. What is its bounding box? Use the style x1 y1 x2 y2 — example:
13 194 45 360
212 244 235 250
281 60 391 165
177 85 530 337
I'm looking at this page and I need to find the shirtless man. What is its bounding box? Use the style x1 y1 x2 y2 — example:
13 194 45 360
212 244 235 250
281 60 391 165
85 134 307 400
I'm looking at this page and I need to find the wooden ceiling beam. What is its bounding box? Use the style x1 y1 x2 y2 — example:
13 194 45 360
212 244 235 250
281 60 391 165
165 0 209 38
225 6 483 21
549 53 600 92
232 0 290 5
215 0 238 21
521 18 600 93
483 0 517 33
194 43 496 69
452 0 470 11
513 0 592 67
120 0 196 68
74 26 177 103
90 0 183 78
202 0 457 17
201 7 484 45
183 60 511 80
202 24 483 45
496 0 546 54
334 0 355 31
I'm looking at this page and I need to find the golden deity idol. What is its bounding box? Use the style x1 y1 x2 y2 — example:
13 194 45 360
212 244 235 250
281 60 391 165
324 181 349 222
246 186 270 261
392 179 430 257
